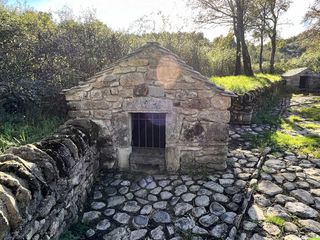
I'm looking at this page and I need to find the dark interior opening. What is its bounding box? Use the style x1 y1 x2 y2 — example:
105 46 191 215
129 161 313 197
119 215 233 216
299 76 309 89
131 113 166 149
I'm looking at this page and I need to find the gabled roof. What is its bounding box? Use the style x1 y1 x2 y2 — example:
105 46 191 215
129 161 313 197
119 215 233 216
63 42 235 97
282 67 310 77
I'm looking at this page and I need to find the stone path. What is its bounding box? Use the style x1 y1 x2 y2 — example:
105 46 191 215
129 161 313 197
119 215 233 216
81 158 245 239
77 94 320 240
80 144 264 240
233 94 320 240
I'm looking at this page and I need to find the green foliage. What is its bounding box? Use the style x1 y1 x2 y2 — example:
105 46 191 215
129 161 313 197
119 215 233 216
207 34 236 76
276 30 320 72
210 74 282 94
59 231 79 240
0 4 127 111
253 97 282 125
0 111 64 153
265 215 286 227
59 222 89 240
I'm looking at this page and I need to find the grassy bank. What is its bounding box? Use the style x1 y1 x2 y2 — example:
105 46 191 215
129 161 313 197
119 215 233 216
210 73 282 94
247 97 320 158
0 111 64 153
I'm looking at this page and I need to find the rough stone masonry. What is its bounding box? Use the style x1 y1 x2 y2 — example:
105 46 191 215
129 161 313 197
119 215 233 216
63 42 235 173
0 119 100 240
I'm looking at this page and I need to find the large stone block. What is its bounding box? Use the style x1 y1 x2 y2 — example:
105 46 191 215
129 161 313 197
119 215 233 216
195 154 226 165
90 90 103 100
182 98 211 109
80 101 112 110
65 91 87 101
93 110 112 119
68 110 90 118
120 73 145 86
0 210 9 240
123 97 173 112
194 146 228 157
166 146 180 172
117 147 131 170
202 122 229 142
148 86 165 97
211 95 231 110
133 84 149 97
179 151 194 172
183 122 205 141
156 57 182 87
111 113 130 147
0 184 22 230
199 110 230 123
0 172 31 216
181 121 228 143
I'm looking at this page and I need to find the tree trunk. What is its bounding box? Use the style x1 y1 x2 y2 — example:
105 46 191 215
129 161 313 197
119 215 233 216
269 32 276 73
259 29 264 73
236 0 254 76
233 17 242 75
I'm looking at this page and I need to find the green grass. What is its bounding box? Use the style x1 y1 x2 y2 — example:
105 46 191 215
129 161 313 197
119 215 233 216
210 73 282 94
300 122 320 130
59 222 89 240
287 115 304 123
247 131 320 158
0 111 64 153
296 104 320 121
280 116 303 132
265 215 286 227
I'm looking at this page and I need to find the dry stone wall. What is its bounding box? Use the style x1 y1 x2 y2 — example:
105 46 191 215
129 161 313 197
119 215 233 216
230 80 285 125
0 119 100 240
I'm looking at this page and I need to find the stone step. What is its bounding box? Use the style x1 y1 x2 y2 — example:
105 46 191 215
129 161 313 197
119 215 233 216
129 149 165 173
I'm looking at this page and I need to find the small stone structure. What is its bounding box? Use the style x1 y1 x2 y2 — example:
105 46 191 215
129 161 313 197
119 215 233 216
283 67 320 92
63 42 234 173
0 119 100 240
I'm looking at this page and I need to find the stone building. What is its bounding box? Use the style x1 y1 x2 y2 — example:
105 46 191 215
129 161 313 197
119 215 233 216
282 67 320 91
63 42 234 173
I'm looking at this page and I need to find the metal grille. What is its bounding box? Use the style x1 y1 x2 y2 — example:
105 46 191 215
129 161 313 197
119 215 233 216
131 113 166 149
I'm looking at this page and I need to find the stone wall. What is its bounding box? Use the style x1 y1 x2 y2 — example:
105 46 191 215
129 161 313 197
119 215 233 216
230 80 285 125
64 42 233 173
0 119 100 240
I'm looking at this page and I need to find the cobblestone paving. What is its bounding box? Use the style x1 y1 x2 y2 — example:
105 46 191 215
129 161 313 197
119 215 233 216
233 94 320 240
79 94 320 240
80 144 264 240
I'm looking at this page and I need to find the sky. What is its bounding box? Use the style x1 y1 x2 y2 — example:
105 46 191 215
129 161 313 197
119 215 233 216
9 0 316 40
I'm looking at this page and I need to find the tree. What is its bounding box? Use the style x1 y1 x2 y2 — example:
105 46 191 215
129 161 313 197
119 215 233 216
189 0 254 76
248 0 270 72
235 0 254 76
265 0 291 73
305 0 320 31
189 0 242 75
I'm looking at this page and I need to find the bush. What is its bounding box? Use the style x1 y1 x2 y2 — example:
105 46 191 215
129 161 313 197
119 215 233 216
0 110 64 153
